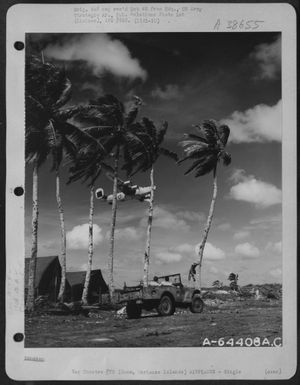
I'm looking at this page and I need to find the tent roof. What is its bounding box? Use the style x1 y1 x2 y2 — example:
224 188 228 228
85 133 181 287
25 256 60 289
66 269 108 291
66 271 87 286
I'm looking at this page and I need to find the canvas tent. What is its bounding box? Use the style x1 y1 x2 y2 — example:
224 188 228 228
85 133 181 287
66 270 109 303
25 256 61 302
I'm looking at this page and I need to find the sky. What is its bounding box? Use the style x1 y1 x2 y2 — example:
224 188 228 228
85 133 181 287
25 32 282 288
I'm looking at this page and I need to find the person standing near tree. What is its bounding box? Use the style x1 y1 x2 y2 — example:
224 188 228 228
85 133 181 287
188 262 199 282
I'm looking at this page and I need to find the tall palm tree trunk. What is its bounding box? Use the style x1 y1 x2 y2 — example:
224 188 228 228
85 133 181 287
26 161 39 312
56 169 67 302
108 146 120 301
82 185 95 305
196 167 218 290
143 167 154 287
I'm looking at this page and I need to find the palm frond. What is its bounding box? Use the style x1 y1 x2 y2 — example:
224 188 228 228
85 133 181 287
125 96 142 126
183 159 205 175
54 77 72 108
194 154 218 177
158 147 178 161
156 121 168 146
184 132 208 144
199 120 218 143
221 151 231 166
217 124 230 146
179 140 208 149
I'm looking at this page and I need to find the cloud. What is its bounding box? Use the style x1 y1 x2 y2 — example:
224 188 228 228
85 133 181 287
111 226 142 241
141 206 190 232
67 224 103 250
228 169 281 208
195 242 226 260
155 251 183 264
171 243 194 254
248 215 281 230
221 100 281 143
68 263 88 272
266 241 282 254
217 222 231 231
235 242 260 258
269 267 282 279
233 230 250 240
151 84 181 100
177 210 205 222
209 266 219 274
44 34 147 80
250 36 281 80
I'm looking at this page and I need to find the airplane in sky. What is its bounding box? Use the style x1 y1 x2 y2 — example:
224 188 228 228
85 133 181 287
95 173 156 204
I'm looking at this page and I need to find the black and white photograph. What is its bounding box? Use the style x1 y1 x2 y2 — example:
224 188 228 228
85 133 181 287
5 2 297 381
24 31 283 348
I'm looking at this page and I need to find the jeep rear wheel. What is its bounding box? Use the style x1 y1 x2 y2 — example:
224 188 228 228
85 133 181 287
157 295 175 316
126 302 142 319
190 295 204 313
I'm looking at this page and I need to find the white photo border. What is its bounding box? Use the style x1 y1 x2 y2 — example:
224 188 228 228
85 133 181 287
6 2 297 381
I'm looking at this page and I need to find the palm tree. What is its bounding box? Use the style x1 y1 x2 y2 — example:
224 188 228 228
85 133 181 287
179 120 231 290
25 100 47 311
123 118 178 286
25 56 86 306
74 95 152 300
26 55 67 311
68 148 111 304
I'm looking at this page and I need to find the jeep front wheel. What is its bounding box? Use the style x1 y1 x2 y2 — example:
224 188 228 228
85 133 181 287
190 295 204 313
157 295 175 316
126 302 142 319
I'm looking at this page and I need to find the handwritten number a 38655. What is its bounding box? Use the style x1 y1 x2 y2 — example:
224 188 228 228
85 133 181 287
214 19 264 31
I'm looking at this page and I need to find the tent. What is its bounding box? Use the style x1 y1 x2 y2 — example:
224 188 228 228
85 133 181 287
25 256 61 302
66 269 109 303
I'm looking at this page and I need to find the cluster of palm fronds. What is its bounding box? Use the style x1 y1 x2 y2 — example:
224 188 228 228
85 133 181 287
25 55 231 311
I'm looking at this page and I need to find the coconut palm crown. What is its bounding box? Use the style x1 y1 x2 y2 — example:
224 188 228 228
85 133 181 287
178 119 231 176
26 55 90 306
122 118 178 286
123 119 178 176
73 95 154 299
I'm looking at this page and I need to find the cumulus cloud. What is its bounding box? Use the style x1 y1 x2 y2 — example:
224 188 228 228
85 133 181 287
228 169 281 208
250 36 281 80
266 241 282 254
269 267 282 279
44 34 147 80
177 210 205 222
155 251 183 264
112 226 142 241
171 243 195 254
151 84 181 100
195 242 226 260
141 206 190 232
235 242 260 258
221 100 281 143
247 215 281 230
217 222 231 231
233 230 250 240
67 224 103 250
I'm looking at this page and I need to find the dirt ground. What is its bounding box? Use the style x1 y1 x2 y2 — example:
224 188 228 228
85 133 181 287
25 298 282 348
